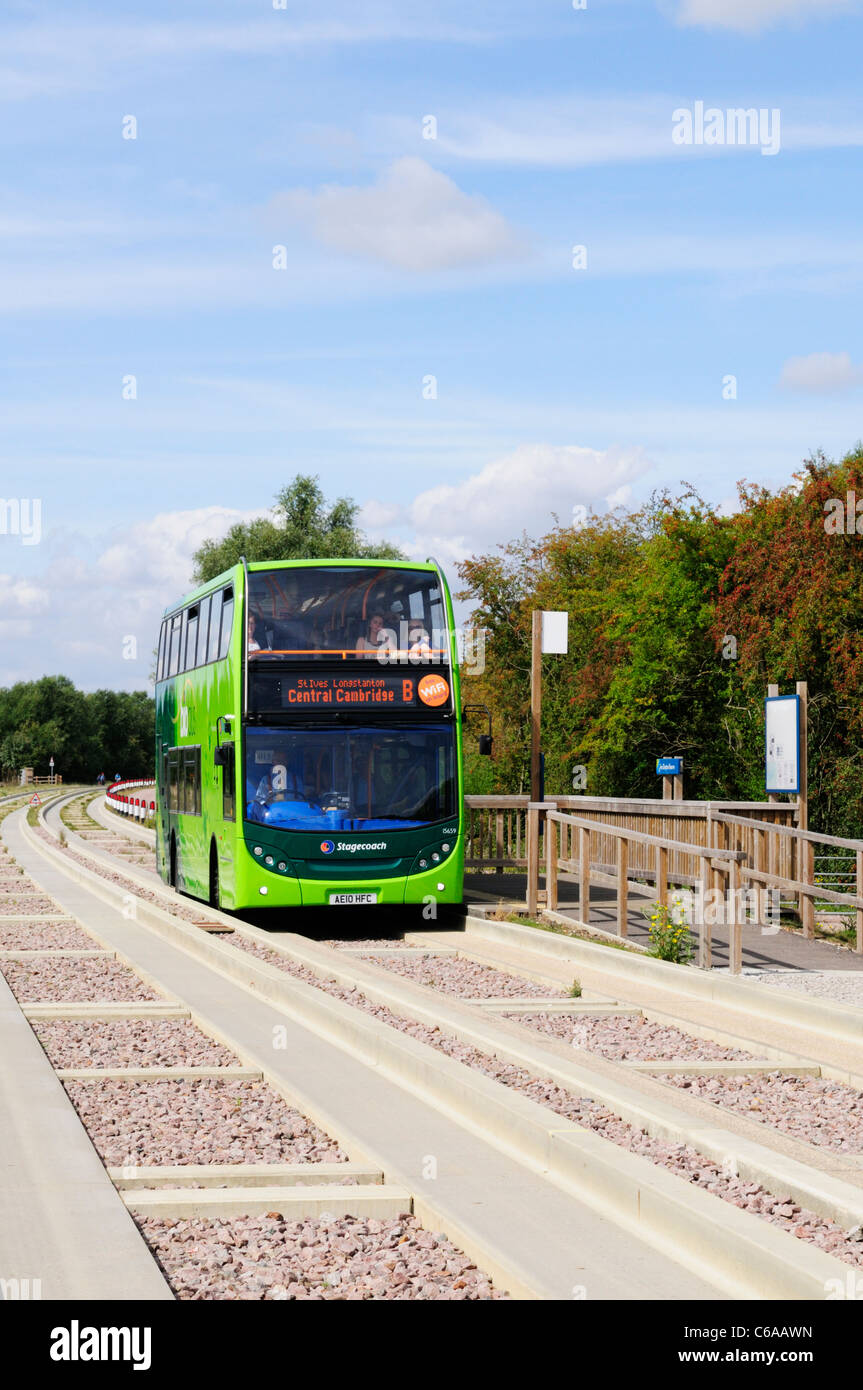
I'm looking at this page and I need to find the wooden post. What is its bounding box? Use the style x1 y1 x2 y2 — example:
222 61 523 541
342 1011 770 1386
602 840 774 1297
662 775 672 801
579 825 591 925
656 844 668 912
708 818 720 932
546 814 558 912
753 826 765 925
526 803 540 916
801 836 815 939
793 679 807 925
699 852 712 969
796 679 808 833
530 611 542 803
673 772 683 801
857 850 863 956
617 835 628 938
766 682 780 810
730 856 742 975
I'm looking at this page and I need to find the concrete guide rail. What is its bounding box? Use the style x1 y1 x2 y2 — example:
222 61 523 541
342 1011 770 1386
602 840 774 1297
18 798 863 1298
4 800 716 1301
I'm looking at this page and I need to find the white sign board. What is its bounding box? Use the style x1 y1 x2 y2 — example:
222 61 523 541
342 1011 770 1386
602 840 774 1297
541 611 568 655
765 695 800 794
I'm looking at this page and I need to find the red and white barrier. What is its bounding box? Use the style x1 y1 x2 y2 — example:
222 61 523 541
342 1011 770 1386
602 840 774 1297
106 779 156 820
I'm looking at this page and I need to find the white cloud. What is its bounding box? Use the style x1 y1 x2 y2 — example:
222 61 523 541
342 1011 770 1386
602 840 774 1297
0 575 50 613
394 96 863 170
779 351 863 393
362 442 652 568
0 506 264 691
430 98 675 168
0 15 489 63
673 0 853 33
272 157 524 271
95 505 263 595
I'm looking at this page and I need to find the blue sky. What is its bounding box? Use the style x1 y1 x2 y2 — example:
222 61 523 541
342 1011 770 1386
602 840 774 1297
2 0 863 690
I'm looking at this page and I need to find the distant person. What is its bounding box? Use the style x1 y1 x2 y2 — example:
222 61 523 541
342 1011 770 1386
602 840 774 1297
248 612 262 655
113 772 121 783
96 772 105 785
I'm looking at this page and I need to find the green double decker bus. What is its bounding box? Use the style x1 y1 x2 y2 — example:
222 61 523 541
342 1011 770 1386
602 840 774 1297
154 559 464 913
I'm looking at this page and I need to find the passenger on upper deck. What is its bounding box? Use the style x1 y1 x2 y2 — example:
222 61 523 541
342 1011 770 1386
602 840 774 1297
407 624 433 658
248 613 262 655
356 612 397 657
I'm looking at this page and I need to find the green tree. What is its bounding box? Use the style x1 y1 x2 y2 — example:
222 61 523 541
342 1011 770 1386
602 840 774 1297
712 448 863 834
0 678 155 782
192 475 403 583
458 450 863 834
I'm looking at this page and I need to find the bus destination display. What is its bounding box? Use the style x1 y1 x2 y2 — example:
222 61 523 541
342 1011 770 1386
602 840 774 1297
278 672 451 710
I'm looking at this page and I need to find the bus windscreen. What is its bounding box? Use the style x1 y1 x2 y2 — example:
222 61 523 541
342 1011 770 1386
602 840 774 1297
244 724 456 831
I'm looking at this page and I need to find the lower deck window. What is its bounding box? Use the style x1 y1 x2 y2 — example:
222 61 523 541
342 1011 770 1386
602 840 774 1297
165 746 201 816
244 723 455 832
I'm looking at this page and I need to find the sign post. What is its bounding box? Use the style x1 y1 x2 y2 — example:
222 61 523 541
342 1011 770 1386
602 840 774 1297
765 681 810 933
656 756 683 801
530 611 568 802
49 756 55 786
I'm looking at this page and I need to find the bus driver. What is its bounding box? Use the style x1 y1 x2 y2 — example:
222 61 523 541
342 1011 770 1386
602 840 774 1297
253 750 303 805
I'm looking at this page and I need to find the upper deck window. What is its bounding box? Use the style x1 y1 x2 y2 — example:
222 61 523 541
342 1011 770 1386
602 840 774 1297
246 566 448 664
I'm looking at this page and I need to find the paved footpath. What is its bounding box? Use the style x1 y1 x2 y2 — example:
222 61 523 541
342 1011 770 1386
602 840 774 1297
465 873 863 973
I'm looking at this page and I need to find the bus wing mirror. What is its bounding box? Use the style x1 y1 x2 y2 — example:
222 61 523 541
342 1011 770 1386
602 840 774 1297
463 703 493 755
214 745 230 767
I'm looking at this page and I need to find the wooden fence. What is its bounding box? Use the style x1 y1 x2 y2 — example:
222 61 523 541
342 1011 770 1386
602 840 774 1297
464 794 863 971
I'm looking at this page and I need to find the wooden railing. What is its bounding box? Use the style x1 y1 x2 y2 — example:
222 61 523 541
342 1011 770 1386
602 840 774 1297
464 795 794 880
461 793 862 974
464 796 531 870
713 811 863 952
542 807 748 971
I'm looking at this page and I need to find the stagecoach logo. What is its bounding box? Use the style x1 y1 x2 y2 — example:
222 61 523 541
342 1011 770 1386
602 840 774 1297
418 674 450 707
320 840 335 854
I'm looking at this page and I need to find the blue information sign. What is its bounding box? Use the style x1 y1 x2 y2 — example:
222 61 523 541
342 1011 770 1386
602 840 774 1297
656 757 682 776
